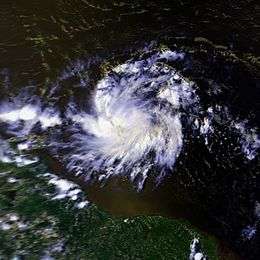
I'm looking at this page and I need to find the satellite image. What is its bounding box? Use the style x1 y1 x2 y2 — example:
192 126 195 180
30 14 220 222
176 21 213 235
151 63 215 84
0 1 259 259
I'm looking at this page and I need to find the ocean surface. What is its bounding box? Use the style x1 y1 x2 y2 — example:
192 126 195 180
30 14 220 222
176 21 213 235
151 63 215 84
0 1 259 259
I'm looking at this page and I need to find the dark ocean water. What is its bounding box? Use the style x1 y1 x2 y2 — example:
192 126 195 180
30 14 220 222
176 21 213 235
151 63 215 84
0 1 259 259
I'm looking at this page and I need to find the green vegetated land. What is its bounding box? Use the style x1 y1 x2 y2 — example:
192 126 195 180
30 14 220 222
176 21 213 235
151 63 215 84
0 162 218 259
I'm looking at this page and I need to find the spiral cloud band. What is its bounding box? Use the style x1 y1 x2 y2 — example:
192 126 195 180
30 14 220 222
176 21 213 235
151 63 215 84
67 50 198 188
0 48 258 190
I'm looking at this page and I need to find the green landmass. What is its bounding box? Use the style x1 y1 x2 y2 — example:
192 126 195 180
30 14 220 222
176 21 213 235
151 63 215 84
0 162 218 259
